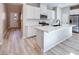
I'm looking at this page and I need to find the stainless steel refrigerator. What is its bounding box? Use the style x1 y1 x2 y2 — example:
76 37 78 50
70 15 79 32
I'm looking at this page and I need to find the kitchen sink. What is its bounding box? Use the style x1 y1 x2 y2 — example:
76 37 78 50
52 25 61 27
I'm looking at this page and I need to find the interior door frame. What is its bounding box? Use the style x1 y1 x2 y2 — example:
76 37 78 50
5 3 23 30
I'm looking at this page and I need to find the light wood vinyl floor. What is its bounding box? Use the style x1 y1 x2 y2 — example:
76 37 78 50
45 33 79 55
0 29 42 55
0 29 79 55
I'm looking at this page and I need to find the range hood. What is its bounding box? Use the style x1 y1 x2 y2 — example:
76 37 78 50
40 3 47 15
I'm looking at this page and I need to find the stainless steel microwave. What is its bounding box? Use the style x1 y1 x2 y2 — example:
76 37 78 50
40 14 47 19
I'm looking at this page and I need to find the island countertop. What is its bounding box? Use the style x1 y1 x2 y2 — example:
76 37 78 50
34 24 75 32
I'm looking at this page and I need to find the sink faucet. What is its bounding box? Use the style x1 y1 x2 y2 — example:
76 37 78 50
56 20 60 26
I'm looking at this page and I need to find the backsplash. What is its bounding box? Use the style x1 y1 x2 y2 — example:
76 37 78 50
25 19 50 26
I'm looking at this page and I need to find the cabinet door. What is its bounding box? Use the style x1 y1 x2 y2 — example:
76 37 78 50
47 10 52 19
47 10 55 19
34 7 40 19
26 5 34 19
27 26 36 37
26 5 40 19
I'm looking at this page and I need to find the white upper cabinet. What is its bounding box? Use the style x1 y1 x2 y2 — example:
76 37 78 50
34 7 40 19
25 5 34 19
25 5 40 19
47 10 55 19
23 4 55 20
70 9 79 15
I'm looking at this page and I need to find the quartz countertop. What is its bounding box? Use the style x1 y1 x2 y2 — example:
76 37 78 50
34 24 75 32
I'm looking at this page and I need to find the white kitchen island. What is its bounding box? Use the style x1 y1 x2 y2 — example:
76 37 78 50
35 25 75 53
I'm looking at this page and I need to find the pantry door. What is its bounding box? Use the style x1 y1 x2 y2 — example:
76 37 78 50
5 4 22 29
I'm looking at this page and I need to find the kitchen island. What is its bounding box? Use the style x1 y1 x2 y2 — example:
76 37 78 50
35 25 75 53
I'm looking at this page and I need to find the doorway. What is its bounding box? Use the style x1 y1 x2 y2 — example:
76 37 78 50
4 3 23 39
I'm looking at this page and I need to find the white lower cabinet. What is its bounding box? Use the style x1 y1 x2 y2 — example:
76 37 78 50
70 9 79 15
25 26 36 37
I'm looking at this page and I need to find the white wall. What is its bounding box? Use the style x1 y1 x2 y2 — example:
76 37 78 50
51 7 62 25
0 4 5 44
61 7 70 25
